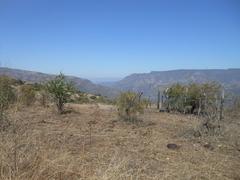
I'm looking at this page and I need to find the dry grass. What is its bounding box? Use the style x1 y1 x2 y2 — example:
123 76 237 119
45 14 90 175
0 103 239 180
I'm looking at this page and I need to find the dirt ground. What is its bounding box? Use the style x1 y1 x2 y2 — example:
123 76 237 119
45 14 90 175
0 103 239 180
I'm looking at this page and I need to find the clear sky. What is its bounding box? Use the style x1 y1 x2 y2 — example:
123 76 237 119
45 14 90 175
0 0 240 81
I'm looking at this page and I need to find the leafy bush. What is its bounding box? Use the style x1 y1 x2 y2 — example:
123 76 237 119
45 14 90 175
164 82 222 114
165 83 186 112
18 84 36 106
0 76 16 130
165 82 223 136
46 73 75 114
0 76 16 114
117 92 144 122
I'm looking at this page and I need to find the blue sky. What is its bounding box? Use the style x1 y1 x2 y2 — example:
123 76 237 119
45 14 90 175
0 0 240 81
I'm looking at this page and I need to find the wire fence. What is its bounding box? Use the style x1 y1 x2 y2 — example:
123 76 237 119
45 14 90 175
155 92 239 121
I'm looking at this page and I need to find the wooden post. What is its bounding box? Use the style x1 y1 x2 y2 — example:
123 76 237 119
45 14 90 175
198 98 201 116
159 94 162 109
161 95 164 109
220 90 224 121
138 92 143 103
148 96 151 108
157 90 160 109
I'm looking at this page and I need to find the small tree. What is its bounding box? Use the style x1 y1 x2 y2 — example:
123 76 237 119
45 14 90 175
46 73 75 114
117 91 144 122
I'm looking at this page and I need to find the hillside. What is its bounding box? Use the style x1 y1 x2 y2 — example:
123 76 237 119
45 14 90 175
0 67 119 98
0 67 240 179
110 69 240 99
1 67 240 100
1 103 239 179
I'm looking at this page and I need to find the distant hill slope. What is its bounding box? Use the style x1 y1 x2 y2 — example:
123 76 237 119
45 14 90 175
110 69 240 99
0 67 119 98
2 68 240 100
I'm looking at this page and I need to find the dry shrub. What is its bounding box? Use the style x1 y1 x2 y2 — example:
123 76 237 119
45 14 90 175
18 85 36 106
37 89 50 107
0 76 16 113
165 83 225 137
183 99 240 154
221 103 240 151
116 92 144 122
0 76 16 131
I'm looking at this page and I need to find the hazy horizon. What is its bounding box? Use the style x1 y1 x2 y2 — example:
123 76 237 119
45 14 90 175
1 65 240 83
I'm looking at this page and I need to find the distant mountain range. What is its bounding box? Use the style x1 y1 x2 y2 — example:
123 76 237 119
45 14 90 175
108 69 240 99
1 67 240 100
0 67 119 98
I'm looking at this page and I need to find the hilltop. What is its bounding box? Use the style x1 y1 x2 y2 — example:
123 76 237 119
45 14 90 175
109 69 240 99
0 67 119 98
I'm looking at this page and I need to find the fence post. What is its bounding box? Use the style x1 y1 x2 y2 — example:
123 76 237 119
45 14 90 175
161 95 164 109
220 90 225 121
138 92 143 103
198 98 201 116
157 90 160 110
148 96 152 108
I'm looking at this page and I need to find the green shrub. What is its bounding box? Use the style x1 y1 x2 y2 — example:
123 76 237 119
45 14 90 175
165 83 186 112
117 91 144 122
164 82 223 136
0 76 15 130
0 76 16 114
46 73 75 114
164 82 222 114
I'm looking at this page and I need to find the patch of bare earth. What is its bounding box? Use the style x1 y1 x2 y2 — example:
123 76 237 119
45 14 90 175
0 104 239 180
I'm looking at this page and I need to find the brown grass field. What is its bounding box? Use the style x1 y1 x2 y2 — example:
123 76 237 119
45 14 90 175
0 103 239 180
